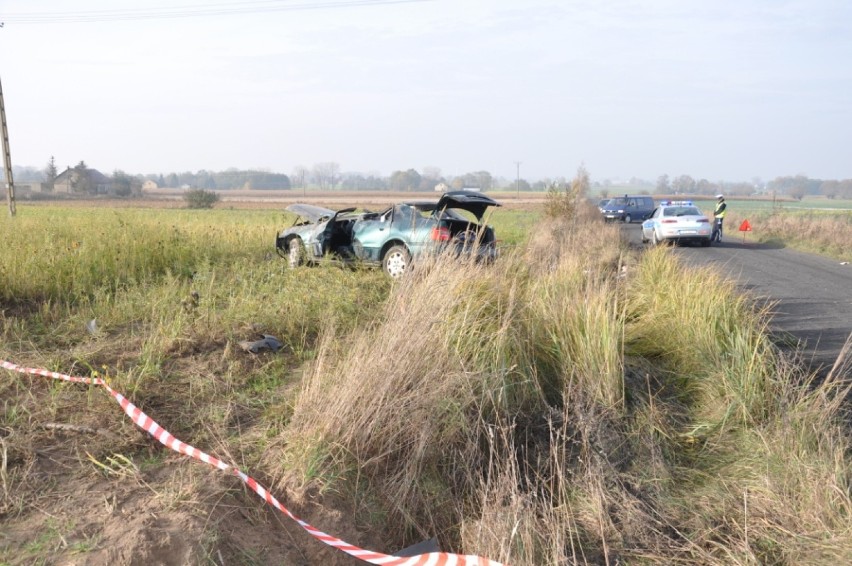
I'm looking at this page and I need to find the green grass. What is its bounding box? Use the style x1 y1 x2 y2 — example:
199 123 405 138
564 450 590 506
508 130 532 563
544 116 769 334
692 197 852 218
1 202 851 565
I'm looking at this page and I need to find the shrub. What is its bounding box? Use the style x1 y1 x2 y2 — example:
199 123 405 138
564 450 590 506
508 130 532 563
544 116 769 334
183 188 219 209
545 163 590 220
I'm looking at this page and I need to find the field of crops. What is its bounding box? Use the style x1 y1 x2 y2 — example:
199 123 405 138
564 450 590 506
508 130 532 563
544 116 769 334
1 199 850 565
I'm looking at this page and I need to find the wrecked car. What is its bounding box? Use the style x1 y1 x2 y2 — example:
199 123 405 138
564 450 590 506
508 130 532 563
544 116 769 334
275 191 501 278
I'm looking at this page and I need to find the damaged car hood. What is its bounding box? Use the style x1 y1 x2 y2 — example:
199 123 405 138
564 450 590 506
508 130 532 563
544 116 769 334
286 204 356 224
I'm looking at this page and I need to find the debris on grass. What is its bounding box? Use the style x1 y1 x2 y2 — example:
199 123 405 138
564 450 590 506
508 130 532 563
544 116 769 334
238 334 283 354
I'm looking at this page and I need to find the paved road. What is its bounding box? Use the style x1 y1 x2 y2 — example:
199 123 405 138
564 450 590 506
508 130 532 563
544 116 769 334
623 224 852 376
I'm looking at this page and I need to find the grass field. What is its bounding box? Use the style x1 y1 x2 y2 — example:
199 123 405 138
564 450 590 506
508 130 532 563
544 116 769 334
1 198 851 565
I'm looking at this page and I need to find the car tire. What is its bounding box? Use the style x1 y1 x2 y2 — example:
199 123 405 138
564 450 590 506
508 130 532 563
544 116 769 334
383 245 410 279
651 231 662 246
623 214 632 224
288 238 304 269
701 237 711 247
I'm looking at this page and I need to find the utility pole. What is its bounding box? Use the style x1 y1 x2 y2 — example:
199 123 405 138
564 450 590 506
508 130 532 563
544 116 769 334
0 75 15 217
514 161 521 199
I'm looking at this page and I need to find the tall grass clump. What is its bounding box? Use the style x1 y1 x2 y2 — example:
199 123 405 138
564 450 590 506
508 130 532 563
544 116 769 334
284 254 536 532
281 210 852 564
625 246 779 431
282 212 633 552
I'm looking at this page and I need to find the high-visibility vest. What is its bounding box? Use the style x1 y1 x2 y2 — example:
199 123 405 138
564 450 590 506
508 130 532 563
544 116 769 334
714 201 727 218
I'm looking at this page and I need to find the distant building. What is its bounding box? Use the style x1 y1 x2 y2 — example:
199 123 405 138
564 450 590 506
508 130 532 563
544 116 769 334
54 167 113 194
434 182 449 192
142 180 158 191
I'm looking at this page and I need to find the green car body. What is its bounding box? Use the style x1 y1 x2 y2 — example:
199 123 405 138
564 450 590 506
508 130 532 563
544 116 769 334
275 191 501 278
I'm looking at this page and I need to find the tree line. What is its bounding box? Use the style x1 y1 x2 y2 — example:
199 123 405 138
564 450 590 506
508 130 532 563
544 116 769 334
650 173 852 200
9 159 852 199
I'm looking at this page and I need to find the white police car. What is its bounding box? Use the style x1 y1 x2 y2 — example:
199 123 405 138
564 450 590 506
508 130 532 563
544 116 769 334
641 201 712 247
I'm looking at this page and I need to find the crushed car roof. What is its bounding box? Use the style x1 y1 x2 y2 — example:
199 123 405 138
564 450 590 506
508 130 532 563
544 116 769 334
285 204 357 223
286 191 500 223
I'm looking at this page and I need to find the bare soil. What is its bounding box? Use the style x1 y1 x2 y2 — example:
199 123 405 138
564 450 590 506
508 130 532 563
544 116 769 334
0 376 383 565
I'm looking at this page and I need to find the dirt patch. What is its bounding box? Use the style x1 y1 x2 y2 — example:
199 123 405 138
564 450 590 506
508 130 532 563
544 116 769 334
0 441 380 565
0 380 383 566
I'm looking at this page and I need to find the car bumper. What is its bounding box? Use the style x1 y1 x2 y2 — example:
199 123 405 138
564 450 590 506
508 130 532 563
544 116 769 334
659 232 711 244
659 229 711 240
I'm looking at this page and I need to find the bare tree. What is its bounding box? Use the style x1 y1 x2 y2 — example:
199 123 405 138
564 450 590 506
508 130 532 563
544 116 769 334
696 178 715 194
570 163 590 196
312 162 340 190
671 174 696 194
422 165 442 181
291 165 309 192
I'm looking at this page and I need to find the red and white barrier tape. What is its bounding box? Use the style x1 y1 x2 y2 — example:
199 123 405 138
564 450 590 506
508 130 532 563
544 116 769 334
1 359 503 566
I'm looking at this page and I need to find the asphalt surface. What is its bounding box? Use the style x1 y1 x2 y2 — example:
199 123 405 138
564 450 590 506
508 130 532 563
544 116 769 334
623 223 852 377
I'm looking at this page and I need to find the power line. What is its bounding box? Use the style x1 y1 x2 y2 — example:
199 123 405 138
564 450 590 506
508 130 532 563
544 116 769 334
1 0 431 24
1 76 16 217
514 161 521 199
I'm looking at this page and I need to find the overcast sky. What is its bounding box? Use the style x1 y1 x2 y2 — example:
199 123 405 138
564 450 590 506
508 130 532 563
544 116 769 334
1 0 850 182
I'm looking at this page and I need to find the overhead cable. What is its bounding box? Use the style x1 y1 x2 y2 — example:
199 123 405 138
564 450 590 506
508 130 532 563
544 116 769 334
2 0 430 24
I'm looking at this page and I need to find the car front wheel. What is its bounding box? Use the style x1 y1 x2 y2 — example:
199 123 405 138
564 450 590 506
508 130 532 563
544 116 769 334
383 245 410 279
623 214 632 224
651 231 662 246
288 238 304 269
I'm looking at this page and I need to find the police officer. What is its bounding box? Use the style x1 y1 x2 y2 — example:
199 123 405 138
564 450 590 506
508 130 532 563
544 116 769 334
713 194 727 242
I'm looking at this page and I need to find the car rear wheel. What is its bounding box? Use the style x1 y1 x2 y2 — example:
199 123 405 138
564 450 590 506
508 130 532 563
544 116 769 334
288 238 305 269
700 237 711 247
383 245 410 279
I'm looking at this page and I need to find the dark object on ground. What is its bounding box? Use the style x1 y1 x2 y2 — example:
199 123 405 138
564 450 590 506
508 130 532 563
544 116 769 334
394 538 440 558
238 334 283 354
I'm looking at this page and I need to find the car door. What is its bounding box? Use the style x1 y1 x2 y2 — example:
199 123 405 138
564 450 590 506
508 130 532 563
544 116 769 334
642 208 660 239
351 208 394 262
351 205 431 261
640 197 654 219
388 204 433 257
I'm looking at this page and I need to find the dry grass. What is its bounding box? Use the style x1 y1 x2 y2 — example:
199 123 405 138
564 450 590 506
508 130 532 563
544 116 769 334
281 206 852 564
2 201 851 565
745 210 852 261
